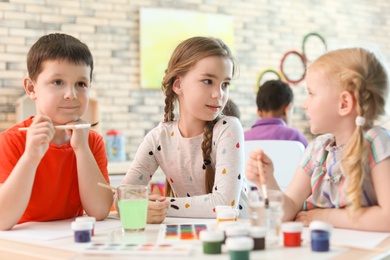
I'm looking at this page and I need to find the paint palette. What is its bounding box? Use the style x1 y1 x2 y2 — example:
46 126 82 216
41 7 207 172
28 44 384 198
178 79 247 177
158 224 208 243
83 242 193 256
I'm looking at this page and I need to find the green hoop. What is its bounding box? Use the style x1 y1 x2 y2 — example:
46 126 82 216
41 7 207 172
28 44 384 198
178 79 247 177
302 32 327 62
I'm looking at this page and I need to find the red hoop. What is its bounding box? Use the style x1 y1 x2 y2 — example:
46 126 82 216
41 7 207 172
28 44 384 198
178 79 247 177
279 50 307 85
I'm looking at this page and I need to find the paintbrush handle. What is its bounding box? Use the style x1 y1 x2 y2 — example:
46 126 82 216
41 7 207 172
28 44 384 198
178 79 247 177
55 124 92 130
98 182 117 191
18 123 93 131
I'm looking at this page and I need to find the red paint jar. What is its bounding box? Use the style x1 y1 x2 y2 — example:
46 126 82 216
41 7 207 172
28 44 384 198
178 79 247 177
281 222 303 247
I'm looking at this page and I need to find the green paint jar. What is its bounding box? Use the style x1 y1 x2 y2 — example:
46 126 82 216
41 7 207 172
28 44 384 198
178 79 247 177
199 230 224 254
225 237 254 260
225 225 250 238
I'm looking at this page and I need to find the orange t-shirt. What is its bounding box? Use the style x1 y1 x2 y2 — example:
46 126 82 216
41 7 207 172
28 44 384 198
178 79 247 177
0 117 110 224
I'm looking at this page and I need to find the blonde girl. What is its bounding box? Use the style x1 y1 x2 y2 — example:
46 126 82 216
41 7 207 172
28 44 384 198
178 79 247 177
120 36 249 222
246 48 390 231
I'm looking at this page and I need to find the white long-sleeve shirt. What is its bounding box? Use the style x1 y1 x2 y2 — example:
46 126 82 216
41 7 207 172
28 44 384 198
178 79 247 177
121 116 249 218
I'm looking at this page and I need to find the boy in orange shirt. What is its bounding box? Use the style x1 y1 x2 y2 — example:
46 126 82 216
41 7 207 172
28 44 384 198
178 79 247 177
0 33 113 230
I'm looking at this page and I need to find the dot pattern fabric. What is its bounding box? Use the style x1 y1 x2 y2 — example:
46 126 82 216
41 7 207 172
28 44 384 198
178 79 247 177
121 116 249 218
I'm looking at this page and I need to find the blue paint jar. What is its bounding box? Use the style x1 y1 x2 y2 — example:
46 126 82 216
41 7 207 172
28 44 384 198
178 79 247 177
71 221 93 243
309 221 332 252
75 216 96 236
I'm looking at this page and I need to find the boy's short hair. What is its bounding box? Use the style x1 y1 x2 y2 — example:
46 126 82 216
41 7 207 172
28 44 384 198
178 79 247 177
256 80 293 111
27 33 94 81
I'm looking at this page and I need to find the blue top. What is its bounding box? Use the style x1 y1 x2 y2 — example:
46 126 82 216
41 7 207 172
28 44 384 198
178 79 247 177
244 118 308 147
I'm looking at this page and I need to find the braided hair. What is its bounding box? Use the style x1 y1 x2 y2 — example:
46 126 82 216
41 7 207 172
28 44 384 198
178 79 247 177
161 36 237 196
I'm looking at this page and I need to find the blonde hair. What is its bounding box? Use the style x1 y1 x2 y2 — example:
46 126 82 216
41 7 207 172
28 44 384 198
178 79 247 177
311 48 388 215
161 36 237 196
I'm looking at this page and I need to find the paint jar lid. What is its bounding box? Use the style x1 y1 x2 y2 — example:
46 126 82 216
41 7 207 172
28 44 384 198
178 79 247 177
309 221 332 233
217 210 236 219
249 227 267 238
225 237 254 251
75 216 96 224
225 225 249 237
217 221 240 231
215 205 232 213
71 221 93 231
199 230 224 242
281 222 303 233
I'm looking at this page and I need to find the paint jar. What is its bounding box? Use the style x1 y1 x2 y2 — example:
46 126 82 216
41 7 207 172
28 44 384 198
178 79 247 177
199 230 224 254
225 225 250 239
250 226 266 250
225 237 254 260
309 221 332 252
71 221 93 243
217 221 240 244
216 209 237 223
105 130 126 162
75 216 96 236
281 222 303 247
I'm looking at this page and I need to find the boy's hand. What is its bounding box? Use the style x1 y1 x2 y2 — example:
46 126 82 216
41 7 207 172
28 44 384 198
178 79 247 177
65 119 90 151
24 115 54 162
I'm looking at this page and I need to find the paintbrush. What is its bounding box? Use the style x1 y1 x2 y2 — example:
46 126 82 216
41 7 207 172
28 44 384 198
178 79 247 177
97 182 117 191
18 122 99 131
256 147 269 209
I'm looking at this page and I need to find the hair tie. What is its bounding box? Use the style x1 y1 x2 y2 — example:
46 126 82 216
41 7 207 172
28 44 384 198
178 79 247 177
355 116 366 126
203 159 211 166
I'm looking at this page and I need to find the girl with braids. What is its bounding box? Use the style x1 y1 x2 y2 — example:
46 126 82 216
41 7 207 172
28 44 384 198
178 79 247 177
119 36 249 222
246 47 390 231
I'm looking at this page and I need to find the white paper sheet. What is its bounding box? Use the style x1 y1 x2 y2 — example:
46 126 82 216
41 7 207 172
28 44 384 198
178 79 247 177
302 227 389 249
0 218 122 241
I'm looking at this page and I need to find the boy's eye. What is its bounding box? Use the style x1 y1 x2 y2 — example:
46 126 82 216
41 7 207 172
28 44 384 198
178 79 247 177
53 80 63 86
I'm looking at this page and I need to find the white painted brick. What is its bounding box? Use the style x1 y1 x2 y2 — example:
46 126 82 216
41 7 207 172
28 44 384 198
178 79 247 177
95 11 127 19
0 53 25 62
4 11 40 21
41 14 75 23
61 24 95 33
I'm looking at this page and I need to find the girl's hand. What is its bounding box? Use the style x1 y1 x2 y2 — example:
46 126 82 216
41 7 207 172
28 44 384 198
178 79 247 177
245 150 275 187
295 209 327 227
24 115 55 162
147 197 170 224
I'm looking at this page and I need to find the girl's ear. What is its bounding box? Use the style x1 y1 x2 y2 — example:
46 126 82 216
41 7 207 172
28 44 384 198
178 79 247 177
172 77 182 95
23 77 37 100
339 90 355 116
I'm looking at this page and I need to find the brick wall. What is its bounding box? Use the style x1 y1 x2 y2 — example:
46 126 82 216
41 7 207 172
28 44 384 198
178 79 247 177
0 0 389 160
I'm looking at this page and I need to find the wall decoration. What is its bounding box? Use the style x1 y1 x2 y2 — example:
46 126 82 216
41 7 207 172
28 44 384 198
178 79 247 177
140 8 234 89
255 32 327 90
256 68 285 91
279 50 307 85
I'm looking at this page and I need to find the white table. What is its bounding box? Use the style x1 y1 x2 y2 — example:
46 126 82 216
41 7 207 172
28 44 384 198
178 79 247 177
0 215 389 260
